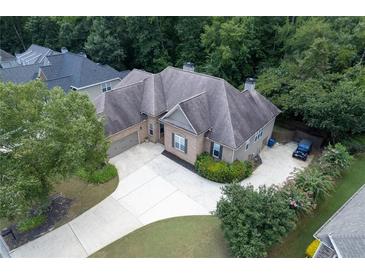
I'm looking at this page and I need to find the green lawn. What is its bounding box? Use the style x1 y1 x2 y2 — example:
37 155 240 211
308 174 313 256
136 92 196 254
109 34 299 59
268 153 365 257
90 215 231 258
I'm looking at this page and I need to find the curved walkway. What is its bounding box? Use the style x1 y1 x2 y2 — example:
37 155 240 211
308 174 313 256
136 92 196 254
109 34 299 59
10 142 310 257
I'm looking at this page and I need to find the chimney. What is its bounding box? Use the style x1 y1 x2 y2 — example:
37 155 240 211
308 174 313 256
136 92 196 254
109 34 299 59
61 47 68 53
183 62 195 72
244 78 256 92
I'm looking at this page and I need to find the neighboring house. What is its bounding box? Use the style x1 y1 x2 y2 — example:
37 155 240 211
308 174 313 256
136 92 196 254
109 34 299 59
39 48 129 100
0 49 16 68
14 44 57 67
0 63 40 84
313 184 365 258
94 65 280 162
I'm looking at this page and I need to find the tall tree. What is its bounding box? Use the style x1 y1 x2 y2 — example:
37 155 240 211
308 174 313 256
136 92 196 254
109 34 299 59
174 17 210 68
0 81 108 221
0 16 29 53
24 17 60 50
126 16 175 72
85 16 130 70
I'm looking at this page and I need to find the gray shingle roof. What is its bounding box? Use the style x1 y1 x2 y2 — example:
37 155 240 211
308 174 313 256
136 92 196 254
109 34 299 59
15 44 57 66
96 66 280 148
330 234 365 258
94 82 146 136
41 52 123 91
0 63 40 83
314 184 365 258
178 92 211 134
0 49 15 62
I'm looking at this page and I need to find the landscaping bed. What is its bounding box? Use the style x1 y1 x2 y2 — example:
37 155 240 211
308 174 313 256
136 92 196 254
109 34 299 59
195 153 253 183
90 216 231 258
0 175 118 250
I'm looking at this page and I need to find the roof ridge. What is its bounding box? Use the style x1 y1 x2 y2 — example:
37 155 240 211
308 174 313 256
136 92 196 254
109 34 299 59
45 74 73 81
0 63 39 70
178 91 207 105
165 66 230 83
315 184 365 237
113 79 145 91
222 80 237 147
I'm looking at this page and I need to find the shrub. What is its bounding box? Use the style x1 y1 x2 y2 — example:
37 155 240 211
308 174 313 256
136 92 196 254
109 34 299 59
77 163 118 184
294 167 334 204
319 143 353 178
342 137 365 155
195 153 253 183
280 180 313 215
216 183 297 257
305 239 320 257
17 215 46 233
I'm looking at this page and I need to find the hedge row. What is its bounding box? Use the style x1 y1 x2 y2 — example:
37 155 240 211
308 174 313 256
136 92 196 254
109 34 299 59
195 153 253 184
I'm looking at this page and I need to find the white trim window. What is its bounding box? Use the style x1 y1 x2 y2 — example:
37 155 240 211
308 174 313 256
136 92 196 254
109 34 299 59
245 140 250 151
212 142 221 159
149 123 154 136
101 82 112 92
258 128 263 139
174 134 186 152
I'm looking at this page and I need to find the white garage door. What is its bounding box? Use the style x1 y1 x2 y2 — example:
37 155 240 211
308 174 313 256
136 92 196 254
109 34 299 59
108 132 139 158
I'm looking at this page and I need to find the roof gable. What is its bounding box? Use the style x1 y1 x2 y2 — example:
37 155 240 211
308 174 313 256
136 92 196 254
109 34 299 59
161 105 196 134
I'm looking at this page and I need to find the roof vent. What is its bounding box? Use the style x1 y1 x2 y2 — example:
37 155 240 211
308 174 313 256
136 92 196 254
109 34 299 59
79 52 87 58
183 62 195 72
244 78 256 92
61 47 68 53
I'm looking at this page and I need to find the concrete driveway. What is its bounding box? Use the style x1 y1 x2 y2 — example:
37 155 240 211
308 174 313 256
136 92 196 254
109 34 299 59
10 141 310 258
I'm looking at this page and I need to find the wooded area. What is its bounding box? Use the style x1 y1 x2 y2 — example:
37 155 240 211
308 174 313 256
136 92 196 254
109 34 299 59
1 16 364 140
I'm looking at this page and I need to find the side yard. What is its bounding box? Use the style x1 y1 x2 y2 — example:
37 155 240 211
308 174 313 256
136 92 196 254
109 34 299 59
268 154 365 257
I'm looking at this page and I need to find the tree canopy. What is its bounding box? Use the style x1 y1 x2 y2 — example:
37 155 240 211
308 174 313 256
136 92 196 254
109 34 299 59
0 81 108 221
1 16 364 139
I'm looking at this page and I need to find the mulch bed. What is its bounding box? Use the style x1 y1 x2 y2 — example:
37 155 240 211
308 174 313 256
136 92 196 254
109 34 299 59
162 150 196 173
1 195 72 250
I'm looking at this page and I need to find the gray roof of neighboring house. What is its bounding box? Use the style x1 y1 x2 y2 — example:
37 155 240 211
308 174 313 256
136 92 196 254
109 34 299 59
95 67 280 148
314 184 365 258
15 44 57 66
94 82 146 136
41 52 125 91
0 63 40 84
0 49 15 62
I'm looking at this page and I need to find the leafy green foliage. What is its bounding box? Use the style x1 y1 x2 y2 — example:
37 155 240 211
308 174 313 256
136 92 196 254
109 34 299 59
0 81 108 222
85 17 130 70
257 17 365 140
216 183 297 257
341 135 365 155
319 143 353 178
17 215 46 233
77 163 118 184
195 153 253 184
294 167 334 204
280 181 313 215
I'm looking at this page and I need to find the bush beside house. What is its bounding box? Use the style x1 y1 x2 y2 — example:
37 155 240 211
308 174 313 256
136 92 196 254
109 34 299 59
216 183 297 257
195 153 253 184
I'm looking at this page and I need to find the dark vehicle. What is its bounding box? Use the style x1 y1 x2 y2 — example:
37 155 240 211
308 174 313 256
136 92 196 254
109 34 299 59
292 139 313 161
